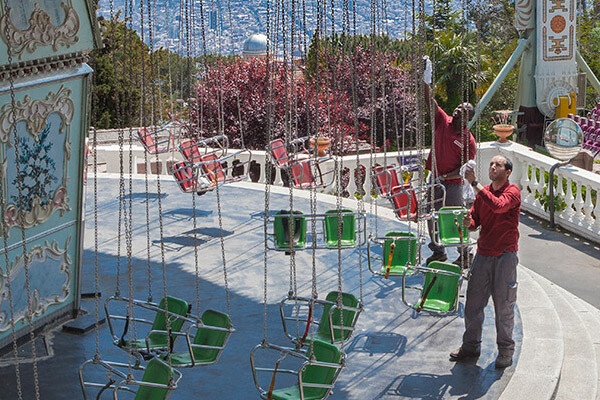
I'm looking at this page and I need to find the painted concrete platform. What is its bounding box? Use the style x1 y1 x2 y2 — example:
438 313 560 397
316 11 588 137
0 174 538 399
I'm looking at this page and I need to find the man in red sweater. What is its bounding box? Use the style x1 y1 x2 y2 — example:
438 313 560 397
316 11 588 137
450 154 521 369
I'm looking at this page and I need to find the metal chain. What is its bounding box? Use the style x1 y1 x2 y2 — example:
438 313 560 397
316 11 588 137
262 0 273 342
0 128 23 400
2 1 40 395
92 127 101 358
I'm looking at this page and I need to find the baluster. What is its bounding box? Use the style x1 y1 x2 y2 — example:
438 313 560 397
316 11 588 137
573 181 585 221
593 190 600 230
583 184 595 226
537 166 546 211
564 177 575 217
555 175 565 218
529 166 540 206
519 158 531 203
527 164 538 205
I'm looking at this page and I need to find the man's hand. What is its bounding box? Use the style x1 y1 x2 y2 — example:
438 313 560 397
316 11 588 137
464 163 476 184
463 211 472 228
423 56 432 85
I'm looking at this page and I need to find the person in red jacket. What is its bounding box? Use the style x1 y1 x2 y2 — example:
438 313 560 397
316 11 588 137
450 154 521 369
423 81 477 266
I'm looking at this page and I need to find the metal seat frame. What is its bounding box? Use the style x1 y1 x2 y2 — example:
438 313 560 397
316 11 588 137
367 232 426 278
279 293 363 348
79 356 182 400
174 134 252 192
267 137 335 190
250 341 344 400
267 209 366 252
401 263 463 316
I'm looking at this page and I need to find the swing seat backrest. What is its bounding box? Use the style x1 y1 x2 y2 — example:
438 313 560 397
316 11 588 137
172 161 197 193
270 139 291 167
324 209 356 247
274 210 307 249
179 139 202 164
299 340 343 399
373 165 400 197
147 296 190 347
317 291 359 343
137 128 160 154
382 231 418 273
390 184 418 220
437 207 469 246
199 152 226 183
190 310 231 363
420 262 461 313
290 160 315 188
134 358 175 400
271 340 342 400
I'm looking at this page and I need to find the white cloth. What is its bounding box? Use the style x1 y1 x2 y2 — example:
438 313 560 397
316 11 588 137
460 160 477 203
423 56 432 85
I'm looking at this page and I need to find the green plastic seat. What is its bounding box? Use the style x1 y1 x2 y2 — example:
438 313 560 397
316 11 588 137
274 210 307 250
381 232 418 275
437 207 470 246
311 291 360 344
324 209 356 248
418 261 462 313
134 358 175 400
119 296 190 351
165 310 231 367
271 340 342 400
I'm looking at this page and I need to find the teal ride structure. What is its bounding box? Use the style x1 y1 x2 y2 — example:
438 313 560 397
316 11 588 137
0 0 101 351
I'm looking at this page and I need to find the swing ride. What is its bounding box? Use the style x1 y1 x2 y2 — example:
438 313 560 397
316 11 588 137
3 0 600 393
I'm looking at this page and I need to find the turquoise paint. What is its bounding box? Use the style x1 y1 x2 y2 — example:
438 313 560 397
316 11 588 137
0 0 99 65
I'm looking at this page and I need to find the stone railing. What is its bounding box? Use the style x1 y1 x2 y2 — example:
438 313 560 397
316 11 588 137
92 140 600 243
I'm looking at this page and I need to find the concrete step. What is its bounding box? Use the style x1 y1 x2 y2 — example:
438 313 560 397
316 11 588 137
551 282 600 400
529 269 597 400
498 266 563 400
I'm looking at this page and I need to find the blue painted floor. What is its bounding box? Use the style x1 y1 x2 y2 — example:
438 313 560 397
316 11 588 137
0 176 520 399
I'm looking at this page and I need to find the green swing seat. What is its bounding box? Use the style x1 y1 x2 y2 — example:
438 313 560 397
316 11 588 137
133 358 177 400
281 291 361 347
415 261 462 313
312 291 360 345
437 206 471 246
270 340 343 400
274 210 307 250
79 357 181 400
324 209 356 248
115 296 190 352
163 310 232 367
381 232 418 275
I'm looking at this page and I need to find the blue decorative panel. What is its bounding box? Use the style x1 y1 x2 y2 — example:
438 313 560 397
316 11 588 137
0 0 99 63
0 84 74 233
0 236 72 333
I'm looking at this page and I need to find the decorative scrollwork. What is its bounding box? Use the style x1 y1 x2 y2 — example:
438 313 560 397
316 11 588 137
4 186 70 229
0 86 74 143
0 1 80 59
0 237 71 332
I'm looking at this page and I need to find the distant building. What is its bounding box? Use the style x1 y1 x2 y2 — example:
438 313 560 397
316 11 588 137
242 33 267 59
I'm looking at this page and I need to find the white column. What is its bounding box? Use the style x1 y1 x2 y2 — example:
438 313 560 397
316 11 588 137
583 184 595 226
573 181 585 222
564 177 576 218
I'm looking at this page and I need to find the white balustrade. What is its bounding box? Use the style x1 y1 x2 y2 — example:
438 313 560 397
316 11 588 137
92 139 600 244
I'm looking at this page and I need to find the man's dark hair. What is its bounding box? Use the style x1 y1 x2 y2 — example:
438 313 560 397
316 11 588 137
458 102 475 120
501 155 513 171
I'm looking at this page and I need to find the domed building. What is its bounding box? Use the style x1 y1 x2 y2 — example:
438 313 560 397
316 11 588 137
242 33 268 59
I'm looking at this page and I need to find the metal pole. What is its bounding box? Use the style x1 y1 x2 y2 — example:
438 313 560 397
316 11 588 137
467 35 533 131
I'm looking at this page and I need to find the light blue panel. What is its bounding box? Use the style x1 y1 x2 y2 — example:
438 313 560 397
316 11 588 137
0 0 100 64
0 225 75 338
5 113 67 213
0 68 89 245
0 67 90 347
